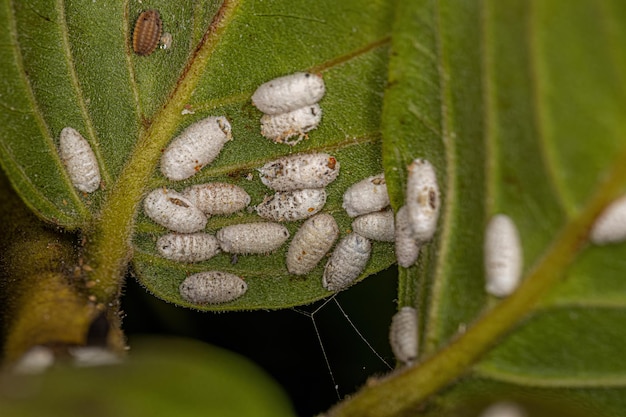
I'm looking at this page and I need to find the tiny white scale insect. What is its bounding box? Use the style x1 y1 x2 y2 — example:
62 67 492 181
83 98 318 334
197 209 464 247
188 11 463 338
589 195 626 245
251 72 326 115
160 116 232 181
182 183 250 215
405 159 440 242
258 152 340 191
342 173 390 217
143 188 207 233
179 271 247 304
395 205 420 268
484 214 523 297
156 233 220 263
159 32 173 50
389 306 418 365
479 402 527 417
351 210 395 242
260 104 322 146
406 159 440 242
256 188 327 222
323 233 372 291
217 222 290 254
286 213 339 275
58 127 101 193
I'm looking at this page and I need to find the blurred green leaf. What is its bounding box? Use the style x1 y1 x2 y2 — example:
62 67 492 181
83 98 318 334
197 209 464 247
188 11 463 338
0 337 295 417
330 0 626 416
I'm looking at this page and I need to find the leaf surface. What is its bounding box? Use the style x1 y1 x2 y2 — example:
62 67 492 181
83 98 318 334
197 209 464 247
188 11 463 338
330 0 626 416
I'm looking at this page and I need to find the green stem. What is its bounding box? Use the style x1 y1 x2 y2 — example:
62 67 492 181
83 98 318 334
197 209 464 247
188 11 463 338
84 0 241 301
327 146 626 416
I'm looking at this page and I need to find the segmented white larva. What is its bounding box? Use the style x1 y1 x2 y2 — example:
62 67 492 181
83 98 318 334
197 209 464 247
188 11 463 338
251 72 325 115
256 189 327 222
406 159 440 242
352 210 395 242
258 152 340 191
286 213 339 275
182 183 250 215
160 116 232 181
143 188 207 233
156 233 220 263
323 233 372 291
479 402 527 417
342 173 389 217
589 195 626 245
260 104 322 146
389 306 418 365
179 271 247 304
395 205 420 268
58 127 101 193
484 214 523 297
217 222 290 254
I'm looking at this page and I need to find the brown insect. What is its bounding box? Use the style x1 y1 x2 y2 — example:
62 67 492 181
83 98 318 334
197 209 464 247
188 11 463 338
132 10 162 56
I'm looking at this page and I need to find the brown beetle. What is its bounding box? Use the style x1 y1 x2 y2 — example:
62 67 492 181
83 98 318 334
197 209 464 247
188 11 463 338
132 10 162 56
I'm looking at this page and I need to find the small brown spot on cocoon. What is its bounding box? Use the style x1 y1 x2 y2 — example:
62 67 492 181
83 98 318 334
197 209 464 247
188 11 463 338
133 10 162 56
169 198 189 208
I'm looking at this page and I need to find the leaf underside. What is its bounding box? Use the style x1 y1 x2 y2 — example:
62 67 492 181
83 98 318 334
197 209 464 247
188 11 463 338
3 0 626 415
371 0 626 415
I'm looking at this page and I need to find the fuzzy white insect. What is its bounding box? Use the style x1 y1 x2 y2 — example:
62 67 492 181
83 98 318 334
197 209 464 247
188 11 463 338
286 213 339 275
260 104 322 146
182 183 250 215
323 233 372 291
479 402 527 417
58 127 101 193
395 205 420 268
160 116 232 181
258 153 340 191
179 271 247 304
406 159 440 242
143 188 207 233
217 222 290 254
484 214 523 297
159 32 173 50
352 210 395 242
156 233 220 263
256 189 327 222
589 195 626 245
389 306 418 365
251 72 325 115
342 173 389 217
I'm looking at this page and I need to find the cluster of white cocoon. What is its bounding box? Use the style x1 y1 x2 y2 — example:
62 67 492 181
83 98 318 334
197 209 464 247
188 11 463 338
252 72 325 145
256 153 341 275
142 181 252 304
395 159 441 268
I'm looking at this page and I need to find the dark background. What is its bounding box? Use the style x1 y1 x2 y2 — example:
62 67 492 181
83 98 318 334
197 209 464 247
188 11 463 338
122 265 398 417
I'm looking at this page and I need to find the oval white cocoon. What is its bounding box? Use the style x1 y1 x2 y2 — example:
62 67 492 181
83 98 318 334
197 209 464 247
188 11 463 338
252 72 325 115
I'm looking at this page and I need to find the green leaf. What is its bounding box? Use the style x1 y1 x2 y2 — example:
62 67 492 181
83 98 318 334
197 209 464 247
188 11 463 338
329 0 626 416
0 0 398 310
0 337 296 417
